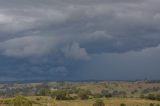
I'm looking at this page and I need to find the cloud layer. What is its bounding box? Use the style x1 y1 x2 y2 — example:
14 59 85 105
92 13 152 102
1 0 160 54
0 0 160 80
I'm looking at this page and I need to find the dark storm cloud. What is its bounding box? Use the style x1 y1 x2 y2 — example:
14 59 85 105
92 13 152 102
0 0 160 80
0 0 160 54
76 46 160 80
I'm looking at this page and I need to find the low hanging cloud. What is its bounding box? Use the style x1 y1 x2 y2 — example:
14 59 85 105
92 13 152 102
0 36 90 61
62 42 90 60
0 36 59 57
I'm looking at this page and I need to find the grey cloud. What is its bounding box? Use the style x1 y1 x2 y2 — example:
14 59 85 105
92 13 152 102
0 56 69 80
1 0 160 59
48 66 68 76
0 2 159 56
77 45 160 80
0 36 89 61
0 36 60 57
62 42 90 60
0 9 69 34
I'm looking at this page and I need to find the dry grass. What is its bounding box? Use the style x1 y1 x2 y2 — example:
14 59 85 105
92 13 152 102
0 96 160 106
54 98 160 106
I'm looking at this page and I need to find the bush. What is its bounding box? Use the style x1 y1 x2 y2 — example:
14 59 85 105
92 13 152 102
93 99 105 106
93 93 103 98
78 92 89 100
146 94 160 101
112 91 126 97
101 90 109 97
156 94 160 101
50 90 67 100
105 93 112 98
12 95 32 106
77 89 90 100
147 94 156 100
36 97 41 101
101 90 112 98
150 103 154 106
140 94 145 98
120 103 126 106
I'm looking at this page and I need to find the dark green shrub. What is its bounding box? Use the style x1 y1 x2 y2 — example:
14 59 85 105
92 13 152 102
78 92 89 100
147 94 156 100
120 103 126 106
93 99 105 106
51 90 67 100
140 94 145 98
77 89 90 100
146 94 160 101
150 103 154 106
105 93 112 98
36 97 41 101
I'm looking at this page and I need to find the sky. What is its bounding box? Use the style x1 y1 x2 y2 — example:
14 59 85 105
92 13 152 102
0 0 160 81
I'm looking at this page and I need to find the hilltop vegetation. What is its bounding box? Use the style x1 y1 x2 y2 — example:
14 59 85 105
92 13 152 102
0 96 160 106
0 81 160 106
0 81 160 98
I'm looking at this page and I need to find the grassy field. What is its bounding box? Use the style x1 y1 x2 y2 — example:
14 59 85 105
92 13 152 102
53 98 160 106
74 81 160 96
0 81 160 106
17 97 160 106
0 96 159 106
